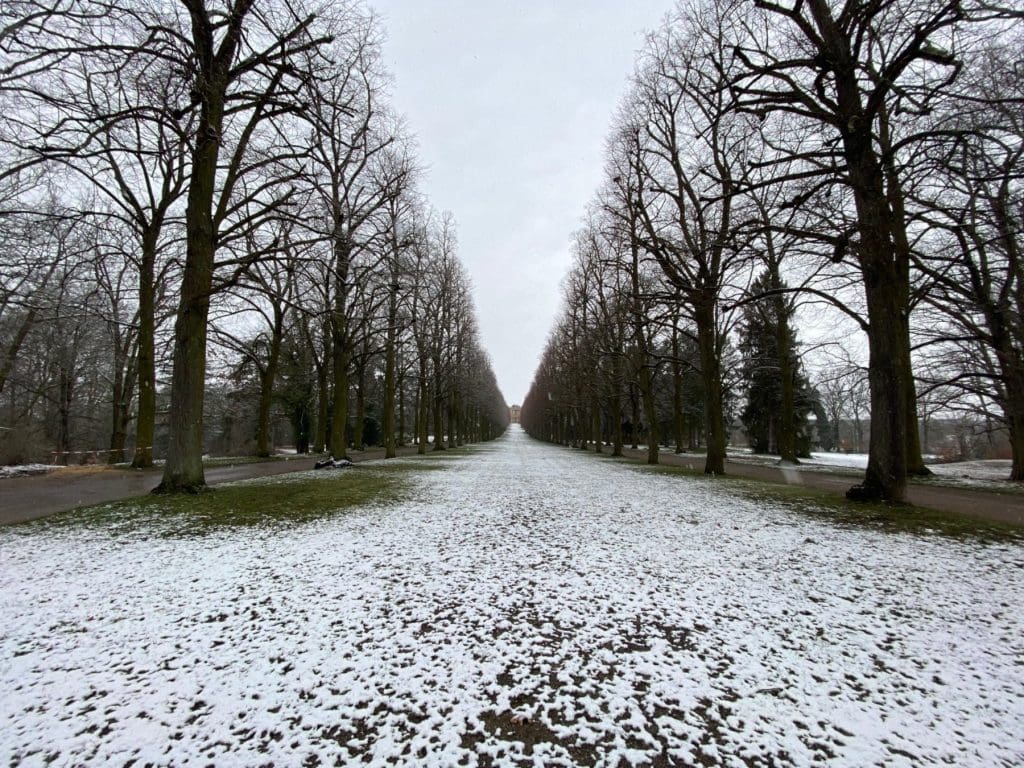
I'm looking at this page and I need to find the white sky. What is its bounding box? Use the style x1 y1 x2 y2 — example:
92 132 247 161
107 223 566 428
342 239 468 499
371 0 672 405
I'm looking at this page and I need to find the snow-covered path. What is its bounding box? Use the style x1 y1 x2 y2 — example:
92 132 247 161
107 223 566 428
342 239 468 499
2 427 1023 767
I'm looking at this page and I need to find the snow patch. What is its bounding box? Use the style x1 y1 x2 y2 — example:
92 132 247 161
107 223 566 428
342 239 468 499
1 427 1022 766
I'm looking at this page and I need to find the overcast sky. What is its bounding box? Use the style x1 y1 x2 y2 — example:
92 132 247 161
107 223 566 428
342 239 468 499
370 1 672 405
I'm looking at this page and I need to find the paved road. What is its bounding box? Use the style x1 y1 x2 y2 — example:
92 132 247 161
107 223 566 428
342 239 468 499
2 425 1021 766
0 447 420 525
619 446 1024 527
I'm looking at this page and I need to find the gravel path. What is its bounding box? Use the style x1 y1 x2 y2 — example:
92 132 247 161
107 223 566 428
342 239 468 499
2 426 1022 766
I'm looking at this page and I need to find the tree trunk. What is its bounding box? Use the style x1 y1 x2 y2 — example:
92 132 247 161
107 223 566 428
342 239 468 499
255 309 284 457
109 344 135 465
446 398 455 451
1008 403 1024 482
330 233 352 458
855 269 909 501
158 256 211 491
397 369 406 447
330 341 350 458
432 360 445 451
672 320 685 454
293 401 311 454
313 328 329 453
638 363 658 465
353 365 366 450
630 385 639 450
132 231 157 468
611 352 623 457
992 318 1024 482
844 140 909 502
417 364 428 454
158 35 228 492
775 294 798 464
696 300 726 475
314 370 328 454
383 280 398 458
57 365 73 466
880 104 929 479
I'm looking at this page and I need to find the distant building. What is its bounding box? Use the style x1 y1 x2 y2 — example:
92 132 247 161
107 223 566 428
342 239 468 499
509 404 521 424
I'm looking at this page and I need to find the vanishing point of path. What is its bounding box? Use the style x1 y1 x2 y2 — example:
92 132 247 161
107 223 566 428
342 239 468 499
2 426 1023 766
4 441 1023 530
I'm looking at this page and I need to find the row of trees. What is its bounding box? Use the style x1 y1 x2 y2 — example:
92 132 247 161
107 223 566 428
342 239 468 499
522 0 1022 502
1 0 508 490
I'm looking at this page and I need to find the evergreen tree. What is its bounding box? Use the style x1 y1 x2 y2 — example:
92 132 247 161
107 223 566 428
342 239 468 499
738 272 815 459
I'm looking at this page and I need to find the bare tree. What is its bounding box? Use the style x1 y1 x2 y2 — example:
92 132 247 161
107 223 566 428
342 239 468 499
732 0 965 501
627 1 755 474
157 0 330 491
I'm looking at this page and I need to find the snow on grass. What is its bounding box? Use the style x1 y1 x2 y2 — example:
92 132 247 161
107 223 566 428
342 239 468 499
2 427 1023 766
928 459 1015 481
807 451 870 469
0 463 57 479
726 449 1022 490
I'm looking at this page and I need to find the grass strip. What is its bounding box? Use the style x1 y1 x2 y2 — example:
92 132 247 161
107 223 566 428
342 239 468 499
626 459 1023 542
28 460 446 537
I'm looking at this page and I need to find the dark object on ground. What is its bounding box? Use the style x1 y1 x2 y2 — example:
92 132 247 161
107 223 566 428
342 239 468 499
315 457 354 470
846 484 880 502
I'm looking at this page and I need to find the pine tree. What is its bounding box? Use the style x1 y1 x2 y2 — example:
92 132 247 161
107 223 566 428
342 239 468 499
738 272 816 460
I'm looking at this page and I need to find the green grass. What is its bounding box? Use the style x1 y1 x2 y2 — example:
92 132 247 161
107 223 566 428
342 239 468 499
627 460 1024 542
33 460 445 537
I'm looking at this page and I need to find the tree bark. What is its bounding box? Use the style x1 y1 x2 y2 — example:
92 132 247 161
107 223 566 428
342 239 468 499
611 348 623 457
432 357 446 451
843 139 909 502
108 342 136 465
329 232 352 458
774 291 798 464
255 307 284 457
416 360 428 454
353 364 366 450
158 4 241 493
397 369 406 447
856 267 909 502
313 327 329 453
132 229 157 468
672 316 685 454
696 300 726 475
383 282 398 458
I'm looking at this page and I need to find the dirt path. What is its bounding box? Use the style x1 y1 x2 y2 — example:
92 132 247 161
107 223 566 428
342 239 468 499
0 447 421 526
618 447 1024 527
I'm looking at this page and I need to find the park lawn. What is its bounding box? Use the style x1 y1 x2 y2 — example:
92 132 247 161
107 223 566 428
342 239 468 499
627 459 1024 541
28 460 446 537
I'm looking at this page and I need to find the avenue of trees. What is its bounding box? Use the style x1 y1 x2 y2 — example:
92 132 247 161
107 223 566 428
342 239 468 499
521 0 1023 501
0 0 508 491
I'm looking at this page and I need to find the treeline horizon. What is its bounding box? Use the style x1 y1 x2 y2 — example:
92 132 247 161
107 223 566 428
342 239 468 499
0 0 509 490
521 0 1023 502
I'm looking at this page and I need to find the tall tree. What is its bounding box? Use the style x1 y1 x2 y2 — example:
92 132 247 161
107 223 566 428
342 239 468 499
158 0 328 492
627 1 754 474
732 0 964 501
